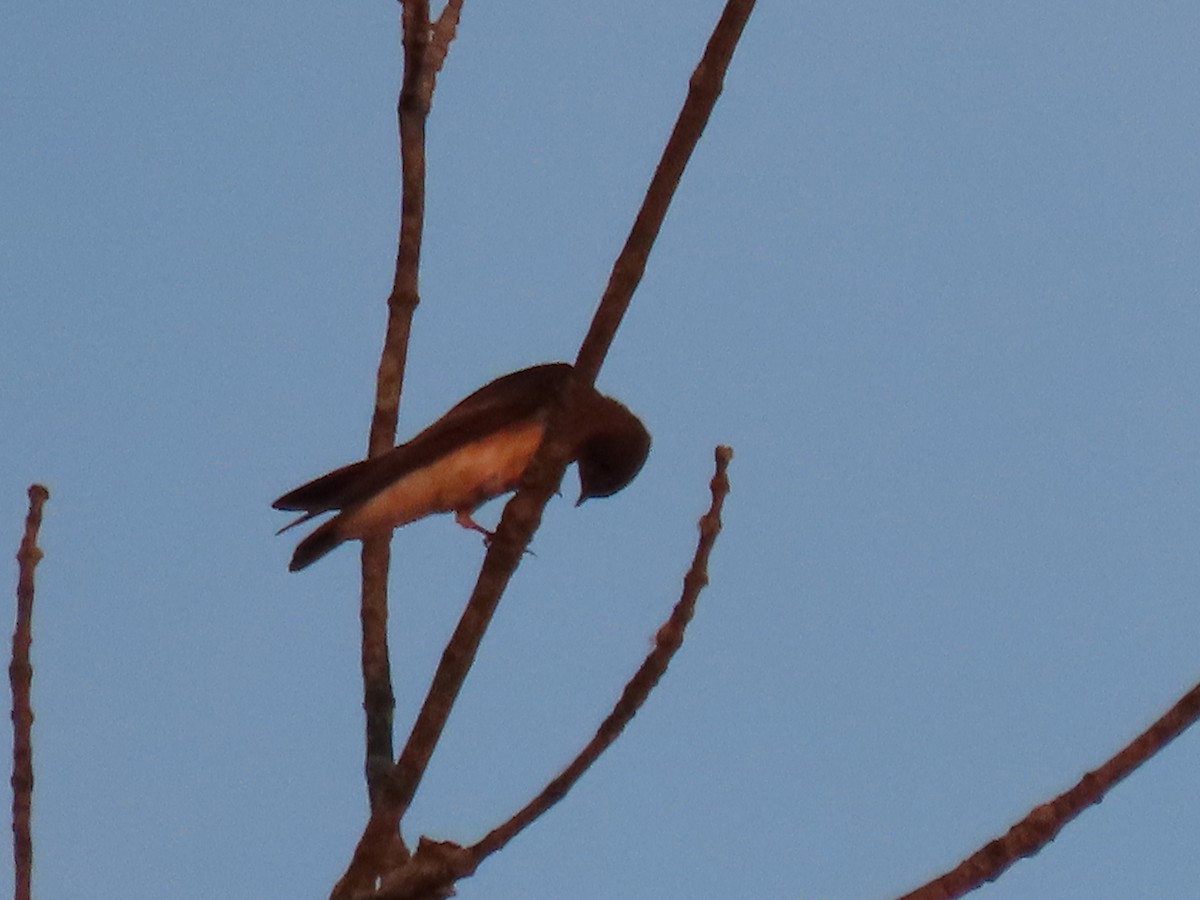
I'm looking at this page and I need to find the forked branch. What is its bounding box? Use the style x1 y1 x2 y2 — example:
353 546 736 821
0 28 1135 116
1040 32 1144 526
332 1 755 894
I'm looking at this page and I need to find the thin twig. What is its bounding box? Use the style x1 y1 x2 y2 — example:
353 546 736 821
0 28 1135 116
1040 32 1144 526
899 678 1200 899
472 446 733 860
429 0 464 75
359 0 435 814
10 484 49 900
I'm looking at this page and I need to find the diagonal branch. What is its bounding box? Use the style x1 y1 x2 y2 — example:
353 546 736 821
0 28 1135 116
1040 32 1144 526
360 447 733 900
429 0 464 74
574 0 756 383
899 678 1200 899
10 484 49 900
388 0 756 822
471 446 733 861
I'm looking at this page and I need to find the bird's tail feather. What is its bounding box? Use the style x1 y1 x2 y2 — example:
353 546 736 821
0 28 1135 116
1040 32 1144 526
275 509 323 536
289 519 345 572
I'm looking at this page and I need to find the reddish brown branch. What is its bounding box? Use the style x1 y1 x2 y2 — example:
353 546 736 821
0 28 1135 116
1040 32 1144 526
344 447 733 900
10 484 49 900
472 446 733 861
372 837 477 900
334 1 754 893
574 0 756 384
360 0 465 817
899 678 1200 899
396 0 757 807
429 0 464 74
386 0 757 824
359 0 437 813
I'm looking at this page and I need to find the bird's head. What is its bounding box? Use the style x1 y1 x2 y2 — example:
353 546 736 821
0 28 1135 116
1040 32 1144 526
575 400 651 505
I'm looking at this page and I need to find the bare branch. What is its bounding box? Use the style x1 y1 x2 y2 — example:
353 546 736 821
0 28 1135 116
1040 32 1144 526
386 0 757 825
471 446 733 860
574 0 756 383
899 680 1200 899
10 484 49 900
371 838 476 900
360 0 444 812
333 1 754 893
340 0 472 888
343 447 733 900
429 0 464 76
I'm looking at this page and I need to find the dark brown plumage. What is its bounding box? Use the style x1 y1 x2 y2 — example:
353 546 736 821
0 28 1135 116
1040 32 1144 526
274 363 650 571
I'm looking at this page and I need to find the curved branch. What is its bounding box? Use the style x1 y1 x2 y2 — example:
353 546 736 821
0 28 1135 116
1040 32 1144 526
353 446 734 900
471 446 733 861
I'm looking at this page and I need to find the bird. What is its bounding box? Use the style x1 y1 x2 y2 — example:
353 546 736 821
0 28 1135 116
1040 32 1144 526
273 363 650 571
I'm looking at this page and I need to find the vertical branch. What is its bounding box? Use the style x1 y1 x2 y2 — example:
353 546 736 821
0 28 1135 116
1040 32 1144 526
10 484 49 900
360 0 433 809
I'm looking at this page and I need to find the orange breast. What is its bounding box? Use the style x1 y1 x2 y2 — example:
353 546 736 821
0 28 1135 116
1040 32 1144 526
337 420 545 539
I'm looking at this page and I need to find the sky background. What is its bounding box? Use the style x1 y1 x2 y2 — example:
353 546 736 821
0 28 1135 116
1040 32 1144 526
4 2 1200 897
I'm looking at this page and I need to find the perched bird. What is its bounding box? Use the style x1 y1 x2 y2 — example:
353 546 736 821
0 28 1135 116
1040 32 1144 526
274 363 650 571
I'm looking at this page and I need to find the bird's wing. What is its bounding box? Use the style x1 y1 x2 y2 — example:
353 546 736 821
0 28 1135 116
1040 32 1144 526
272 363 572 521
421 362 571 435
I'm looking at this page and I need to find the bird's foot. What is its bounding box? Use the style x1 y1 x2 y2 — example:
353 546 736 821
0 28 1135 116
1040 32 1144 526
455 510 494 539
454 510 536 556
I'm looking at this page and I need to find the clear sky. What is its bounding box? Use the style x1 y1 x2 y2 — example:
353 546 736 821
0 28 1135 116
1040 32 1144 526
4 2 1200 898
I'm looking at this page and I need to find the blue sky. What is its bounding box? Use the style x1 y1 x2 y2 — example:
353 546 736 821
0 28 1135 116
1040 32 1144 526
4 2 1200 897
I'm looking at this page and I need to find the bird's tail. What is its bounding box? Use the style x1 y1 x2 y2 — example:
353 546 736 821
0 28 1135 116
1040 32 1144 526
289 518 345 572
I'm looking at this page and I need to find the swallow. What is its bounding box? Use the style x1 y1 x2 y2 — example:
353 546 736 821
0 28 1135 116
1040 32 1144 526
274 363 651 571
